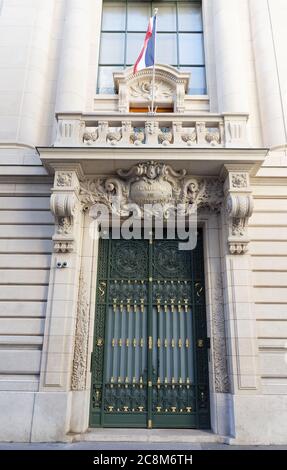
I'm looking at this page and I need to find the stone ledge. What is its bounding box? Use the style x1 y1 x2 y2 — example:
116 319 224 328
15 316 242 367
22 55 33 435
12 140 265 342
72 428 226 444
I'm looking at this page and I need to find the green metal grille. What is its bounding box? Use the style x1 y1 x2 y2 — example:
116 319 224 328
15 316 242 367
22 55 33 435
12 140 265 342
90 230 210 428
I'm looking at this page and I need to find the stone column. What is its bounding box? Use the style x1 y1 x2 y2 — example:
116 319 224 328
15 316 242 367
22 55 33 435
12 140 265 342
17 1 56 145
55 0 94 112
212 0 249 114
249 0 287 148
32 164 85 442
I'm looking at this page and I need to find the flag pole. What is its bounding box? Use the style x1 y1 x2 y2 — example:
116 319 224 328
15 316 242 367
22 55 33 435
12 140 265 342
150 8 158 115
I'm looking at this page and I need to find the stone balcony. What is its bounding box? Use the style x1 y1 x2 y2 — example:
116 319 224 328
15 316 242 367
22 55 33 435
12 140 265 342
54 112 249 149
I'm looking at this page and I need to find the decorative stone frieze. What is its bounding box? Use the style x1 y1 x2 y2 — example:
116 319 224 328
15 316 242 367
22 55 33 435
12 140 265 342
79 161 224 217
224 167 254 254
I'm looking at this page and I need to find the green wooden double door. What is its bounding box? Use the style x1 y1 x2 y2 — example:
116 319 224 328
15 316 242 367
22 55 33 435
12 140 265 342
90 231 210 429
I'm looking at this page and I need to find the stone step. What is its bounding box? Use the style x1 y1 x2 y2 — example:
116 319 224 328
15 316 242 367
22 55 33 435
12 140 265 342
73 429 226 444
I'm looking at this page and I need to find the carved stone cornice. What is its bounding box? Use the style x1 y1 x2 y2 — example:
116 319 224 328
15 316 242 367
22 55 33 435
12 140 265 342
79 161 224 216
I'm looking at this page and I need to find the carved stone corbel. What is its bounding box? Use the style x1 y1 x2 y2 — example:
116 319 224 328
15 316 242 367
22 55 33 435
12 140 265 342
224 170 254 254
50 170 81 253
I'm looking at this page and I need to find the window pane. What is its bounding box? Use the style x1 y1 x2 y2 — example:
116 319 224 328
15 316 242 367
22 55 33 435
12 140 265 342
153 3 176 31
157 33 177 65
99 32 125 65
126 33 146 65
102 2 126 31
127 3 150 31
180 66 207 95
98 66 123 94
179 33 204 65
178 3 203 31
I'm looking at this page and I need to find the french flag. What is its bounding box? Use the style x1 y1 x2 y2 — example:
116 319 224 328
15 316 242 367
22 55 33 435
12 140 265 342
133 15 156 74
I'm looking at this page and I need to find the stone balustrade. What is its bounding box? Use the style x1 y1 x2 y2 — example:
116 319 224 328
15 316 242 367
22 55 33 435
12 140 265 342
55 113 249 148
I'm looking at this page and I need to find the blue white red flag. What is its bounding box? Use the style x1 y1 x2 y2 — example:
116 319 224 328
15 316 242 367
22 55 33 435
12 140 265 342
133 15 157 74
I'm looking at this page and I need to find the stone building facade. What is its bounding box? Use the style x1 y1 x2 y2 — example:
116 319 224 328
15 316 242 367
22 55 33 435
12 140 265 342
0 0 287 444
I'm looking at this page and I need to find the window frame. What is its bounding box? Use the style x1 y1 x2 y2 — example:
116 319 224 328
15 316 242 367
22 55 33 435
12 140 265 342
98 0 206 95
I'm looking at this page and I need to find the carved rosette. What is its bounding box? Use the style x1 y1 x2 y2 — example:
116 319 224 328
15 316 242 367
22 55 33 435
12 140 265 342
50 171 80 253
225 171 253 254
71 271 90 391
79 161 224 217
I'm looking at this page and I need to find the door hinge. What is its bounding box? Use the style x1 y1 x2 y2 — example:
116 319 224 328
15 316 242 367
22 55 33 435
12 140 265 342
148 336 153 350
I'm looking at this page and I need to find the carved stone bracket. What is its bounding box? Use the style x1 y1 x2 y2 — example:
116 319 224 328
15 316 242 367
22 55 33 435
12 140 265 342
50 170 81 253
79 161 224 217
224 168 254 254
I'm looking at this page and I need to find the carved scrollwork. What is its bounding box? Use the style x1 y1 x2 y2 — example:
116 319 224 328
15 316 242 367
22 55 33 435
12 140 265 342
107 130 122 145
225 171 253 254
182 131 196 146
50 172 81 253
226 194 253 219
50 193 77 218
79 161 224 217
83 130 98 145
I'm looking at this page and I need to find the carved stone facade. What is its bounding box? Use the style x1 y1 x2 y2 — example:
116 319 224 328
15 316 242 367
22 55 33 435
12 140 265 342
71 271 90 391
79 161 224 217
47 160 256 404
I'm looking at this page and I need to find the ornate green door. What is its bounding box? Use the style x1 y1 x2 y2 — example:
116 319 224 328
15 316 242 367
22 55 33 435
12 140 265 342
90 231 210 429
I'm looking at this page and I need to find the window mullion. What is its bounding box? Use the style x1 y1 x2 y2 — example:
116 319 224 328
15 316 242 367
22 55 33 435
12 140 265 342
176 1 179 69
124 0 128 67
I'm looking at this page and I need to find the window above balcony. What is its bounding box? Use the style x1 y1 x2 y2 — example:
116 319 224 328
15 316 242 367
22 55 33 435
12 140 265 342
97 1 207 96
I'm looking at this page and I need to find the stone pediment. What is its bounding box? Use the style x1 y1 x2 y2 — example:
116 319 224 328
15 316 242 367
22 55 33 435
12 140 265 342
113 64 190 113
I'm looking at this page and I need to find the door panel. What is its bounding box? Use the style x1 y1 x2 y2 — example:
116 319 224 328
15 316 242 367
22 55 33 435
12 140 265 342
90 232 210 428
